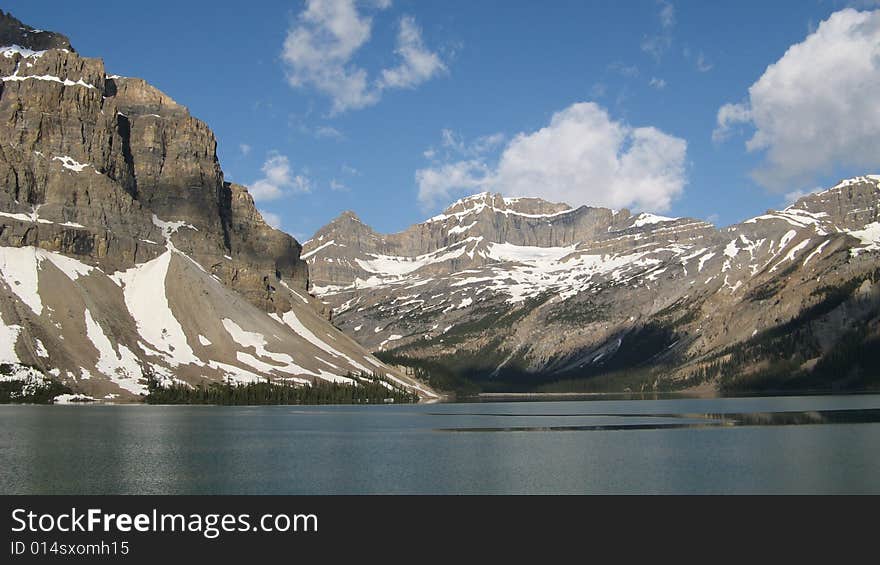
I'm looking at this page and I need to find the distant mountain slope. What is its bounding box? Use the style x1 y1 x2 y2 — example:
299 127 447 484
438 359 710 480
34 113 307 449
304 179 880 393
0 10 435 401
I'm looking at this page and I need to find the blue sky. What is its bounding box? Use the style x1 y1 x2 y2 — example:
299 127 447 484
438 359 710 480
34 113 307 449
7 1 880 240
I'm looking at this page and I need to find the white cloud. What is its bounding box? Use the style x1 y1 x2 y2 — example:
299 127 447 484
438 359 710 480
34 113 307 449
432 129 505 159
696 52 713 72
416 102 688 212
440 128 461 151
641 35 672 61
379 16 446 89
471 133 506 155
239 143 252 156
440 129 504 156
416 160 493 206
259 210 283 229
281 1 444 114
641 1 675 60
712 102 752 143
330 179 349 191
315 125 345 139
659 1 676 29
281 0 377 114
248 153 312 202
714 8 880 190
649 77 667 89
783 187 821 206
608 61 640 78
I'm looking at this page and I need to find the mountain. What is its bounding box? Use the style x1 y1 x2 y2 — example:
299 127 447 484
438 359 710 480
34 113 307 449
303 180 880 393
0 11 435 402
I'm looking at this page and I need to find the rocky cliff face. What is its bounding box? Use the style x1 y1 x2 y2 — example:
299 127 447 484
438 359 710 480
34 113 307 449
0 11 434 401
304 179 880 393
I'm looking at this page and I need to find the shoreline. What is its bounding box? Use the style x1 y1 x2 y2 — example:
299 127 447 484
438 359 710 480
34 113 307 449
3 388 877 407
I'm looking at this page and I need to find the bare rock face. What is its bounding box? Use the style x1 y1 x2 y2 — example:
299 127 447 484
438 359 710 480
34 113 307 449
305 179 880 393
0 10 72 52
0 14 306 307
0 12 433 401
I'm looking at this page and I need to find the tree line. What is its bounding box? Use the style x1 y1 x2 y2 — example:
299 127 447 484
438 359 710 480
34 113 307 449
144 372 420 405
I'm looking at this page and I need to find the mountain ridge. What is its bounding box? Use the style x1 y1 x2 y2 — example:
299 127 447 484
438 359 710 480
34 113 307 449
304 177 880 393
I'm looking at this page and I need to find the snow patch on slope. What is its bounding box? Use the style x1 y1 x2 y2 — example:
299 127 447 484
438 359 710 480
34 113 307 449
848 222 880 255
112 251 201 367
0 319 22 363
84 309 146 395
1 45 47 59
2 63 96 89
632 213 678 228
52 155 90 172
222 318 335 381
0 246 42 315
269 310 373 376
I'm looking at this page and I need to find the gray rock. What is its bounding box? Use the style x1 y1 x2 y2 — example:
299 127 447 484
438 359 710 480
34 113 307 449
0 12 435 401
305 179 880 392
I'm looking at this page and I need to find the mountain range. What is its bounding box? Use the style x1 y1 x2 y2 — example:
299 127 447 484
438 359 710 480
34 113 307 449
2 9 878 402
0 10 435 402
303 181 880 393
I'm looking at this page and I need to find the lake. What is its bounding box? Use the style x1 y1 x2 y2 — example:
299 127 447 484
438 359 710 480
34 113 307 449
2 394 880 494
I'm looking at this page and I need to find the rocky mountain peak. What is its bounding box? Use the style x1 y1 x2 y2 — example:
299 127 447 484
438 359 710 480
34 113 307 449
112 77 186 116
303 173 879 394
336 210 365 224
430 191 573 221
786 175 880 229
0 10 73 52
435 192 504 217
0 12 434 402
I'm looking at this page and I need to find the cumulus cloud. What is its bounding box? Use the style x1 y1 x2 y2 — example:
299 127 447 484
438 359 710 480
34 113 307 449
649 77 667 89
713 9 880 190
259 210 283 229
416 160 494 206
281 0 444 114
416 102 688 212
379 16 446 89
249 153 312 202
712 102 752 143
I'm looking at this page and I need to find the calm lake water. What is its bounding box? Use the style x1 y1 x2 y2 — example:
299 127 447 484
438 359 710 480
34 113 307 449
2 394 880 494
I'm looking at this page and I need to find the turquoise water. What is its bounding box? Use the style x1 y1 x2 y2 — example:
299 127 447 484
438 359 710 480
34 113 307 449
2 394 879 494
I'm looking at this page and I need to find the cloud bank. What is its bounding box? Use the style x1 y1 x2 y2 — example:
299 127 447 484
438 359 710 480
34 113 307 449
714 9 880 190
281 0 445 114
417 102 688 212
249 153 312 202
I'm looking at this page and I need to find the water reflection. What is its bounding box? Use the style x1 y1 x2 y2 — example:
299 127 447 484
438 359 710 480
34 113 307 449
434 408 880 432
2 396 880 494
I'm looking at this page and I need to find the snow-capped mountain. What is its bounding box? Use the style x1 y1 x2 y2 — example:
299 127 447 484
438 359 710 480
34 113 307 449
0 11 435 401
304 179 880 392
